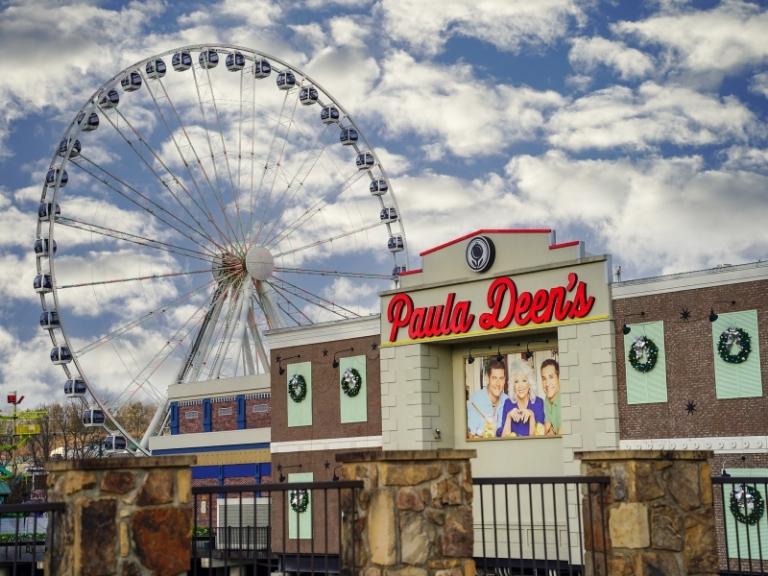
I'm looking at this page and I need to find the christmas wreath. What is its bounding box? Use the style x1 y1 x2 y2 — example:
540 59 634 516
718 327 751 364
341 367 362 397
628 336 659 373
290 489 309 513
288 374 307 403
730 485 765 526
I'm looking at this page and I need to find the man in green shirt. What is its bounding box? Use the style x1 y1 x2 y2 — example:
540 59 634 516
541 359 561 436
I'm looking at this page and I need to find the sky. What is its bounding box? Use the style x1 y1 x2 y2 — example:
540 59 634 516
0 0 766 415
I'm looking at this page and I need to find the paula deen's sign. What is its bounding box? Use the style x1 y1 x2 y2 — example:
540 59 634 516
382 267 609 346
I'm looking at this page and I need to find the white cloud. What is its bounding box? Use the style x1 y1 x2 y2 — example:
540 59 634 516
378 0 584 55
547 82 757 151
614 1 768 84
329 16 369 48
505 151 768 276
0 0 165 154
289 23 326 53
368 51 564 158
750 72 768 98
721 146 768 173
569 36 655 80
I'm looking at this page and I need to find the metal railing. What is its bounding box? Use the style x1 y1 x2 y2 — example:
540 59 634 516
0 501 65 574
472 476 610 576
712 476 768 576
191 480 363 575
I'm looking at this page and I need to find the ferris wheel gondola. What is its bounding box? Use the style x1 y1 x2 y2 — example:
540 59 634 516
35 44 409 455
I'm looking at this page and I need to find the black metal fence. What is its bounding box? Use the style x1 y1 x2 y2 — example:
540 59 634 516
472 476 610 576
0 501 65 575
712 476 768 576
191 480 363 575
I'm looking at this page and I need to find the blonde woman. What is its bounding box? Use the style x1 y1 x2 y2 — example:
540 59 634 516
499 358 545 437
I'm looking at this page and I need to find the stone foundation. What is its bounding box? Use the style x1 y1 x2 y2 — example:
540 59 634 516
337 449 476 576
577 450 718 576
46 456 195 575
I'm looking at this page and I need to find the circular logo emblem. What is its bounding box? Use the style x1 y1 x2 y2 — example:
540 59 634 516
465 236 495 273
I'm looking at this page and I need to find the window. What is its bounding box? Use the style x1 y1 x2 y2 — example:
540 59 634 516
624 320 667 404
185 410 199 420
218 407 233 416
252 404 269 413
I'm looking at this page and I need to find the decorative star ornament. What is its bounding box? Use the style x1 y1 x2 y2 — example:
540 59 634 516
685 400 697 415
680 308 691 321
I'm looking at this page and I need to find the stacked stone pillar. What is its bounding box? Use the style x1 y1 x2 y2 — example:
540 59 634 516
46 456 195 575
337 449 476 576
577 450 718 576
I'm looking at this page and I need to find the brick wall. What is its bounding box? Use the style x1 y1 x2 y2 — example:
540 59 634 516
270 335 381 443
246 398 271 428
179 403 203 434
211 399 238 431
615 279 768 440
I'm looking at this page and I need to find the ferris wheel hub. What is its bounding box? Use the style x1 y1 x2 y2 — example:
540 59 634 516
245 245 274 281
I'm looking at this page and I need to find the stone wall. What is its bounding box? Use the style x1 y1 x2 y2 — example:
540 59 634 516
577 450 718 576
46 456 195 576
337 449 476 576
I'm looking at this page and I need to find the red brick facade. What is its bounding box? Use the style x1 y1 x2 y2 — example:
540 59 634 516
270 335 381 444
615 279 768 440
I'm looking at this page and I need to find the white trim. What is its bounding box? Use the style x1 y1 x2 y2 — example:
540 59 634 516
148 427 270 451
266 315 380 349
270 435 383 453
613 261 768 299
167 374 270 401
620 435 768 454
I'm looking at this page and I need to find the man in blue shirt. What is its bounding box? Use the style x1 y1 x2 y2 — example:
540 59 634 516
467 358 508 439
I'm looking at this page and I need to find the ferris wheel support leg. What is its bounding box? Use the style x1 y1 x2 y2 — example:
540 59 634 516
247 303 270 372
211 284 247 378
186 291 227 383
140 399 169 451
254 279 282 330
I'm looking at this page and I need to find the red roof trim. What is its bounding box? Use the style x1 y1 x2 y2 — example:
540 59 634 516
398 268 422 276
420 229 552 257
549 240 581 250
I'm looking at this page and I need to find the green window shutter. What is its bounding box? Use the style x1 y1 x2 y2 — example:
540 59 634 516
286 362 312 427
723 469 768 561
288 472 313 540
624 321 667 404
340 355 367 423
712 310 762 399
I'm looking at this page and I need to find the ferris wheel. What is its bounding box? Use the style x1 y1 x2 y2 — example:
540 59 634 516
34 44 409 455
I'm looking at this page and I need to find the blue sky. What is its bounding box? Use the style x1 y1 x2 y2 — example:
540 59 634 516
0 0 766 411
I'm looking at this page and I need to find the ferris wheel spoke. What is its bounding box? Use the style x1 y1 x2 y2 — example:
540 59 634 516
153 76 238 247
247 87 291 241
268 276 360 319
134 73 232 248
265 169 368 248
273 219 385 259
190 63 243 247
71 156 219 257
237 69 245 195
74 279 216 357
266 281 313 325
274 266 393 280
99 107 225 251
113 298 211 410
252 86 302 243
56 267 216 290
203 62 246 243
56 216 217 264
255 125 334 246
